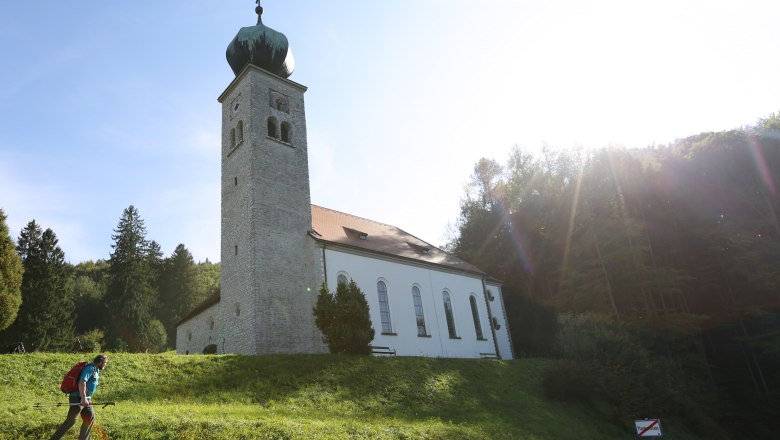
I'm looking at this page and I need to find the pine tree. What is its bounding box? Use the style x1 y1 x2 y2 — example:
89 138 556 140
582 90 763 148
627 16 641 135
106 205 161 351
0 209 23 332
158 243 199 347
6 222 73 351
313 280 374 354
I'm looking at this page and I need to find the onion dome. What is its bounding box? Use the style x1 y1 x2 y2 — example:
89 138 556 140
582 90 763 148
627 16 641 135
226 4 295 78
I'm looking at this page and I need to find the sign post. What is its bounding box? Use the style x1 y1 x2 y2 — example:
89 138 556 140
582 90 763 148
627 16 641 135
635 419 662 437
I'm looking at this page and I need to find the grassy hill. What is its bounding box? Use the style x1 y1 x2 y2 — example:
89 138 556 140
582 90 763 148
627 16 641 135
0 353 701 439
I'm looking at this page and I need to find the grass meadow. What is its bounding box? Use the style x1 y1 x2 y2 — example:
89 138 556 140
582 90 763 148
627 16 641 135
0 352 701 439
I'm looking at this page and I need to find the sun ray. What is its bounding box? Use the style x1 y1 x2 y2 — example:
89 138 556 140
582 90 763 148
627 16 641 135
561 155 585 282
747 135 776 197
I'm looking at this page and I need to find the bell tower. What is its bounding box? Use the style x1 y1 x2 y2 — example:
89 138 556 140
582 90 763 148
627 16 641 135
217 4 324 354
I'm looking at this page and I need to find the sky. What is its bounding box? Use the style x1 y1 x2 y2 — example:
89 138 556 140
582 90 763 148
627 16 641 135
1 1 779 264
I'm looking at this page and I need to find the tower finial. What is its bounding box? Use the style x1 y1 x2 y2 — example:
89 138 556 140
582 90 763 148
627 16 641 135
256 0 263 16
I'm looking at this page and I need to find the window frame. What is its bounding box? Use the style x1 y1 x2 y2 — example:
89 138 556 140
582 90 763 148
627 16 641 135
377 280 394 334
469 295 485 340
412 285 428 337
442 290 458 339
267 116 279 139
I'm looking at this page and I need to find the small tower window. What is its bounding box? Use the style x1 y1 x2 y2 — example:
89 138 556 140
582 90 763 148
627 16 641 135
281 122 292 143
236 120 244 144
267 117 278 139
230 128 236 147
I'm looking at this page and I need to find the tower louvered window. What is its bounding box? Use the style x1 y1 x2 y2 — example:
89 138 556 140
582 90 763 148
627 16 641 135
281 121 291 143
267 117 278 138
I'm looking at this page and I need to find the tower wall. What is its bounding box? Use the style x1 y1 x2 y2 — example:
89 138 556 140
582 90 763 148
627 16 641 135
219 65 324 354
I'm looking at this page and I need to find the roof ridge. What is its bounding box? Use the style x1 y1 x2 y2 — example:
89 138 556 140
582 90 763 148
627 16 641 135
311 204 401 231
312 203 449 251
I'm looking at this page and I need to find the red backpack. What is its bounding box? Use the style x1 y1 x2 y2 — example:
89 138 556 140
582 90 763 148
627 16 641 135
60 361 88 393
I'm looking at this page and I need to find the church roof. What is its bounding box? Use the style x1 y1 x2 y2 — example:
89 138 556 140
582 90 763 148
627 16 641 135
310 205 485 276
176 289 220 327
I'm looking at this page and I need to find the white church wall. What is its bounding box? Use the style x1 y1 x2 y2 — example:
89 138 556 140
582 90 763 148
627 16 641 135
176 302 219 355
323 247 497 359
485 282 514 360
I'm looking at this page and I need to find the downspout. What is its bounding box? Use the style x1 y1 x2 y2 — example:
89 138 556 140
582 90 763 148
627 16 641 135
308 231 328 287
321 244 328 287
481 277 501 359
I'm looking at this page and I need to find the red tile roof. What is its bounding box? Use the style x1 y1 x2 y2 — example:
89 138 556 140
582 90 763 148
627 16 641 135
310 205 484 275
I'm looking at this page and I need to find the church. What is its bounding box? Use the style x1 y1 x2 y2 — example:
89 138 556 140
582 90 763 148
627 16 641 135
176 4 514 360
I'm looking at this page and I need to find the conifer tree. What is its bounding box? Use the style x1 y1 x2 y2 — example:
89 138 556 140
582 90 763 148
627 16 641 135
158 243 199 347
106 205 161 351
313 280 374 355
0 209 23 332
6 221 73 351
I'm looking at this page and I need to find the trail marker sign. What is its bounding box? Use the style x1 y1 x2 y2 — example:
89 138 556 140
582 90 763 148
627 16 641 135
635 419 662 437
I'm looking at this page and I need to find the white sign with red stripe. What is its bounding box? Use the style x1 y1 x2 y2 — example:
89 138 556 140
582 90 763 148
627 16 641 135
635 419 663 437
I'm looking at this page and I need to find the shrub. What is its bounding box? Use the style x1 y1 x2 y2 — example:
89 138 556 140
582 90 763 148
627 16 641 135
541 360 595 401
313 280 375 355
77 329 104 352
140 319 167 353
546 313 676 416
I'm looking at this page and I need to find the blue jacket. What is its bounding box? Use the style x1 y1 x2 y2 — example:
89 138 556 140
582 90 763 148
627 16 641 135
69 363 100 399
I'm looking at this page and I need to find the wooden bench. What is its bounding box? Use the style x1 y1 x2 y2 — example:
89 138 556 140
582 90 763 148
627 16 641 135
370 345 396 356
480 352 498 359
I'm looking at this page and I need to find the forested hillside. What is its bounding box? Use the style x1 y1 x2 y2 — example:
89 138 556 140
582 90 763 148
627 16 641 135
449 113 780 437
0 206 220 353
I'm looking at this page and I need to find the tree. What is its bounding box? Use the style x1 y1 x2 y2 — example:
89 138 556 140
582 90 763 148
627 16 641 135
68 260 111 338
3 221 73 351
313 280 375 355
0 209 23 332
158 244 200 347
105 205 161 351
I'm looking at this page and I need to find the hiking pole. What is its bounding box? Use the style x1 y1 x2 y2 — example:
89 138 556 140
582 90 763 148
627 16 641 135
33 402 116 409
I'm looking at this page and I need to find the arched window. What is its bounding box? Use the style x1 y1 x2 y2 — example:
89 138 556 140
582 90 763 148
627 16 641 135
470 295 484 340
443 291 457 338
267 117 278 139
412 286 427 336
337 274 348 287
230 128 236 147
377 281 393 333
281 122 292 143
236 120 244 144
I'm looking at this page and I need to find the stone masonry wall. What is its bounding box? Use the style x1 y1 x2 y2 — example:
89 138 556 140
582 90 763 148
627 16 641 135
219 66 325 355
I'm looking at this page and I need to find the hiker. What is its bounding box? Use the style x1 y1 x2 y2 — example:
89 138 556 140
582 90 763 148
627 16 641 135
50 354 109 440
